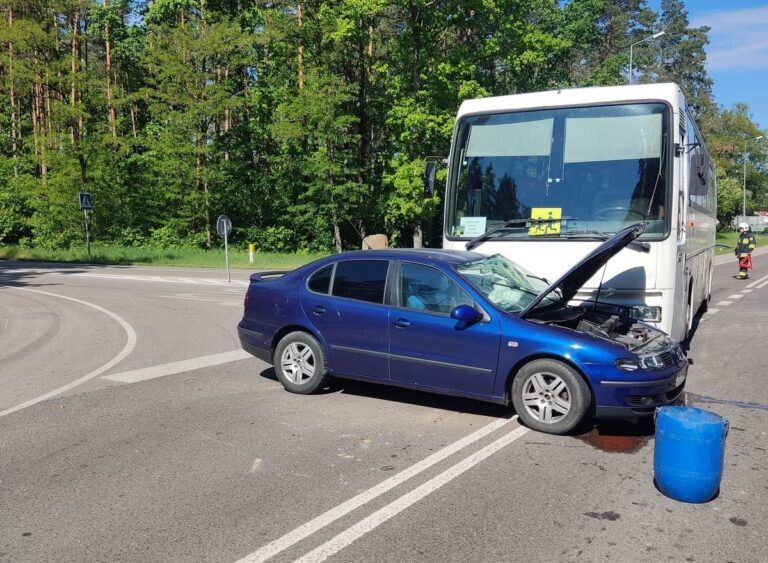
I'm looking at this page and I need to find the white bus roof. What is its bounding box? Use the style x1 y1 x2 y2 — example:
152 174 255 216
457 83 683 118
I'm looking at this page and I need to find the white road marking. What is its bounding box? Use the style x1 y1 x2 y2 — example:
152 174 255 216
746 274 768 288
102 350 251 383
161 293 242 307
715 301 732 306
0 288 137 418
741 289 753 293
294 425 530 563
235 417 517 563
705 308 720 314
758 279 768 290
68 272 248 287
728 294 744 299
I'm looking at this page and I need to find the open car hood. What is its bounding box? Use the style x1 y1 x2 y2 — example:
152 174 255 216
519 223 644 319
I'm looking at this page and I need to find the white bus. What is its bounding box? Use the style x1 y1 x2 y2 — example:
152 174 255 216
432 83 716 342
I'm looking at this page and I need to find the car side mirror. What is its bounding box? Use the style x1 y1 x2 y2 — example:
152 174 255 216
450 304 483 323
423 161 437 197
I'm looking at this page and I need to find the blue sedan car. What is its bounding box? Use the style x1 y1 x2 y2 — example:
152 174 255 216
238 224 686 434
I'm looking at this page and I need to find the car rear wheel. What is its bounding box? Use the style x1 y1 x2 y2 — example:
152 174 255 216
511 359 590 434
274 331 330 394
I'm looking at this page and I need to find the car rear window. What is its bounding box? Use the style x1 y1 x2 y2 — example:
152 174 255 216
308 264 333 294
332 260 389 303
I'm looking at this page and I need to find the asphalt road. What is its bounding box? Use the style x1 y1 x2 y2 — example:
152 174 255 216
1 254 767 563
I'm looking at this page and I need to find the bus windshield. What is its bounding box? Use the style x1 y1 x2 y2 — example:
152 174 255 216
448 103 669 240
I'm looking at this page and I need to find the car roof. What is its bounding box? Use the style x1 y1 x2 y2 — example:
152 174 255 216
328 248 488 266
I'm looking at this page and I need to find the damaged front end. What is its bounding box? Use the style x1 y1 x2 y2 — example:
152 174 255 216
552 308 687 418
575 311 665 352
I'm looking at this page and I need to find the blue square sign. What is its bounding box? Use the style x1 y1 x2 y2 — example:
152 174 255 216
79 193 93 210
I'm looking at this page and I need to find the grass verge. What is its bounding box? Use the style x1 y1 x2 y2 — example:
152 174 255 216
0 245 329 270
2 232 762 266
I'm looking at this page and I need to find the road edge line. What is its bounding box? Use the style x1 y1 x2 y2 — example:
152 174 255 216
0 287 137 418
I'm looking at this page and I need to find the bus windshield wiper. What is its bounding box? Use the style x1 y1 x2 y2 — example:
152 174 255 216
564 229 650 252
465 216 578 250
562 228 610 240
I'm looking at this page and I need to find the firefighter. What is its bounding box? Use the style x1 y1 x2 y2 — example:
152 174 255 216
735 222 756 279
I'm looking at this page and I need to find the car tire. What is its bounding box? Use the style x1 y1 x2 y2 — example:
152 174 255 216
274 331 330 394
511 359 591 435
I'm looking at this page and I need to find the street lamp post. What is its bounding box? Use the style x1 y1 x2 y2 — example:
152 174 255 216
743 135 764 219
628 31 666 85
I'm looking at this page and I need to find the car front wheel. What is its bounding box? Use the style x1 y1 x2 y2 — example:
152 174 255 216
274 331 330 394
511 359 590 434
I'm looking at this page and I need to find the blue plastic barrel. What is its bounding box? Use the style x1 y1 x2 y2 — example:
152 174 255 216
654 406 728 503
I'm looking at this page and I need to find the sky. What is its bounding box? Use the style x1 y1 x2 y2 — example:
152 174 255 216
668 0 768 131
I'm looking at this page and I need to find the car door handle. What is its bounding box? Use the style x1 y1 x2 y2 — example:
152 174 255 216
394 318 411 328
312 305 326 315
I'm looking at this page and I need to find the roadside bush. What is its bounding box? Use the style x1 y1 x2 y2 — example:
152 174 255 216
149 222 206 249
112 227 149 248
243 225 298 253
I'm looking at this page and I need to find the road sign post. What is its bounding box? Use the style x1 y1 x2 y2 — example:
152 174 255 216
78 193 93 261
216 215 233 283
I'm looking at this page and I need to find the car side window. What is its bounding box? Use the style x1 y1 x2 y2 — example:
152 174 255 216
331 260 389 304
308 264 333 294
400 263 473 314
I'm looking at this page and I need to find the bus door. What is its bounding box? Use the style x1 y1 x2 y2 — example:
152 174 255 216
670 115 690 341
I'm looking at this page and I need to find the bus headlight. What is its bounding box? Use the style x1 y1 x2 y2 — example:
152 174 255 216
631 305 661 323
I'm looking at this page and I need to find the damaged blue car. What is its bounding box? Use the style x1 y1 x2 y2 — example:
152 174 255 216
238 224 687 434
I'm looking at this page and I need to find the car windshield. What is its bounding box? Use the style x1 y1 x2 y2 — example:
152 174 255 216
447 102 669 240
455 254 557 313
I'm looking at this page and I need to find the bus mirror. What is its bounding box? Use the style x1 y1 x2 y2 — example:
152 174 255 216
423 161 437 197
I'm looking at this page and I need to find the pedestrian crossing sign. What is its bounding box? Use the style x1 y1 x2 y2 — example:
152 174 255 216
79 192 93 210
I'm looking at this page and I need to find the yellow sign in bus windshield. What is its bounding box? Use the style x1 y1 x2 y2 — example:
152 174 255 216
529 208 562 236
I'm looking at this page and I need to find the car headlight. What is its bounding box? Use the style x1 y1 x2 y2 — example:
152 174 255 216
631 305 662 322
618 351 677 372
640 354 664 369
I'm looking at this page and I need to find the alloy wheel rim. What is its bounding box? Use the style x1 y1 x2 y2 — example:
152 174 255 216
521 371 571 424
280 342 316 384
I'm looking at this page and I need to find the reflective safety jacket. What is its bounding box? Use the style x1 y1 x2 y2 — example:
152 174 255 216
736 230 757 257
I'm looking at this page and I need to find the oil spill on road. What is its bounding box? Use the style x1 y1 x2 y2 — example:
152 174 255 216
729 517 748 527
684 392 768 411
576 429 650 453
575 420 653 454
584 511 620 521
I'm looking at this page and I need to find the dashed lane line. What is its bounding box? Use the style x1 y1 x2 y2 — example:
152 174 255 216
0 287 137 418
715 301 732 307
741 289 753 293
727 294 744 299
705 308 720 314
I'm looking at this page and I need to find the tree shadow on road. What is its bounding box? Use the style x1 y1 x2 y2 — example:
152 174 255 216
0 260 116 289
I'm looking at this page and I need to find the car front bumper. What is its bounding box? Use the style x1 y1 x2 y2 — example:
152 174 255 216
593 362 688 418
